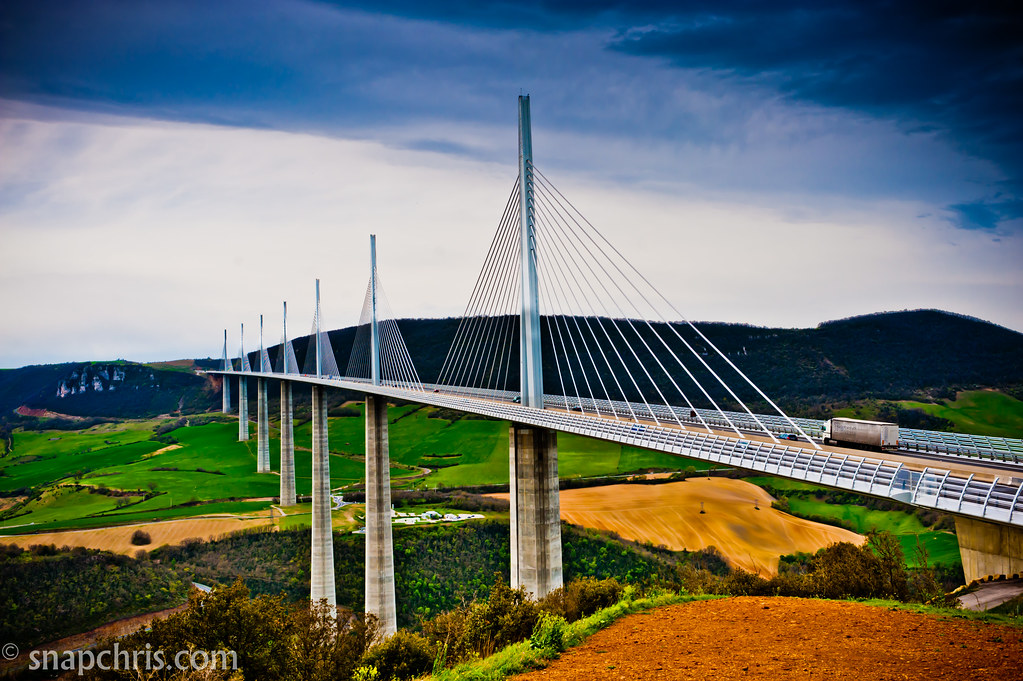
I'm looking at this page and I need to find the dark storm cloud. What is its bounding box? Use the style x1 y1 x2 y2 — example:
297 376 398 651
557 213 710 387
611 3 1022 149
2 0 1021 230
320 0 1023 228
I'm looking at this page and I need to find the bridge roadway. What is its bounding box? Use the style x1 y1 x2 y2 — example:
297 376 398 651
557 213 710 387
214 370 1023 530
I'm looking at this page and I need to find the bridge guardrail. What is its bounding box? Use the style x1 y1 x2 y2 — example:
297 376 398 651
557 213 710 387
214 371 1023 528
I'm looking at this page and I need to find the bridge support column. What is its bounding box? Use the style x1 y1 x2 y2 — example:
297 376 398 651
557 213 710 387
365 395 397 638
256 378 269 473
310 385 336 607
279 381 296 506
955 516 1023 582
509 425 562 599
238 377 249 441
222 375 231 414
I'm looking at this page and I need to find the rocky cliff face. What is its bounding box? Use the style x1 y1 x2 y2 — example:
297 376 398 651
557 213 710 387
55 364 151 398
0 361 217 419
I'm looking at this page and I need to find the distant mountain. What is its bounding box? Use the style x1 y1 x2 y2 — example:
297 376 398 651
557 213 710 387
2 310 1020 424
0 359 220 423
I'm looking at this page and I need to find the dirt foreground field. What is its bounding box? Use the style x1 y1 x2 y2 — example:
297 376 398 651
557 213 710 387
0 514 277 555
514 597 1023 681
496 479 862 576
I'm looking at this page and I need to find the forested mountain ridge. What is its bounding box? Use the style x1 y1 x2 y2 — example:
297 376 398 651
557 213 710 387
1 309 1020 424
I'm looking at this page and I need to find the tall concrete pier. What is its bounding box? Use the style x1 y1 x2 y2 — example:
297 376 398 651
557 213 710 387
222 376 231 414
238 377 249 441
365 394 397 637
279 301 296 505
238 323 249 442
509 424 562 598
256 378 269 472
221 329 231 413
310 385 336 606
279 381 296 505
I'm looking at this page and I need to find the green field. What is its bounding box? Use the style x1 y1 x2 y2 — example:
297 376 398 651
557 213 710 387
786 497 959 567
900 390 1023 438
835 389 1023 438
0 404 707 535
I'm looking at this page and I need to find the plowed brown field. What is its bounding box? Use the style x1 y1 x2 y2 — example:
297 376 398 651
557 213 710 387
0 514 277 555
514 597 1023 681
495 479 862 576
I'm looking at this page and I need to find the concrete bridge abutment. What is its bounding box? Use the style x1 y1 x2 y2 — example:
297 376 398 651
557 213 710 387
365 395 397 638
279 381 296 506
256 378 269 473
509 424 563 599
310 385 337 607
238 377 249 441
956 516 1023 582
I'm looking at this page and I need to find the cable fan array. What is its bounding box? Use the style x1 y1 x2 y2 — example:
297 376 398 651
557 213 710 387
345 273 423 390
437 162 816 446
301 293 343 378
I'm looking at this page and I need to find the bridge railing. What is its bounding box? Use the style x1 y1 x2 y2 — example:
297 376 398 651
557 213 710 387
214 369 1023 527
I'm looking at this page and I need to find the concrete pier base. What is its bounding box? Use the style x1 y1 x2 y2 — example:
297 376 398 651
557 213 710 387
256 378 269 473
279 381 296 506
310 385 336 607
509 425 562 599
956 516 1023 582
238 377 249 441
222 375 231 414
365 395 397 638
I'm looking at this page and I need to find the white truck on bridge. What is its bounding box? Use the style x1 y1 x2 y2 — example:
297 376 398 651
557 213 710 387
821 417 899 450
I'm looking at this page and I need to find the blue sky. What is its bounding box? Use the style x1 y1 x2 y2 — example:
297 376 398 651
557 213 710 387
0 0 1020 366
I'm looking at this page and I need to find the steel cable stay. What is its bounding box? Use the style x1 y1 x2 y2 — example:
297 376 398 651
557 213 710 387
376 283 423 390
532 216 632 422
533 208 623 419
534 247 586 413
437 178 520 387
443 192 520 392
463 216 520 393
532 192 662 426
449 205 519 393
533 166 816 447
535 188 686 429
533 170 755 439
533 181 706 432
346 281 374 381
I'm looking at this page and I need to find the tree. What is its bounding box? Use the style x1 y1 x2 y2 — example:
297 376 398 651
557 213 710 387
867 531 909 600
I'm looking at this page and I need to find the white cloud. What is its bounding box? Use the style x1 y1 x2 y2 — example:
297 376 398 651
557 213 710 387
0 103 1020 368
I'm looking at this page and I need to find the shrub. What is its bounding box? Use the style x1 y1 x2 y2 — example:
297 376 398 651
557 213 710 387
360 630 434 681
538 577 623 622
810 542 882 599
530 612 567 653
420 576 540 665
722 569 770 596
130 530 152 546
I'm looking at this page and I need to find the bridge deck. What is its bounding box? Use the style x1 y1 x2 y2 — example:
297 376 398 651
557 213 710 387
212 371 1023 529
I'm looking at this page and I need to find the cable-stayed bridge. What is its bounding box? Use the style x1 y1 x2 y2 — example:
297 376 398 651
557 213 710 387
211 96 1023 636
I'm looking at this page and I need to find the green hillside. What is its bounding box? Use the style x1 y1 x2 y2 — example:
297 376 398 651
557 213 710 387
0 404 706 534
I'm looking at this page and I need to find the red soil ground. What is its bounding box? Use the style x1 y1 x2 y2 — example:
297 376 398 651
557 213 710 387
514 597 1023 681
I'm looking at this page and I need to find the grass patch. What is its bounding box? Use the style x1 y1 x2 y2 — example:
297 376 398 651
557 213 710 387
430 591 720 681
787 498 928 535
0 499 274 534
899 390 1023 438
856 598 1023 628
742 476 824 492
